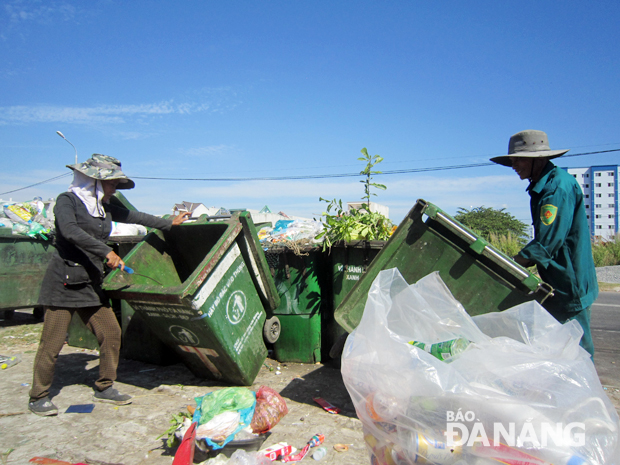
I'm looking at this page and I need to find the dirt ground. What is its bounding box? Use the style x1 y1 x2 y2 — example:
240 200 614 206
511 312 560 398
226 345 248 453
0 309 366 465
2 308 620 465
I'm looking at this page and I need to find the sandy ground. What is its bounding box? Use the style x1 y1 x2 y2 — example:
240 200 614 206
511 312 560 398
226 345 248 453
0 310 366 465
2 308 620 465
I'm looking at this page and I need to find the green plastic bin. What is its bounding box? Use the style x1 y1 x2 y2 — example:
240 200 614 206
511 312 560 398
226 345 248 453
0 228 55 319
265 245 325 363
325 240 384 355
103 211 280 386
335 199 554 334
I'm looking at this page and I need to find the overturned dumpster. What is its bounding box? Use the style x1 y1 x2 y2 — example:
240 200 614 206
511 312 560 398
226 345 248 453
103 211 281 386
335 199 554 333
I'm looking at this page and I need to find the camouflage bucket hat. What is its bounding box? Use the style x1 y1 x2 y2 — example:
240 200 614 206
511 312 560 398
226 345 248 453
67 154 135 189
490 130 569 167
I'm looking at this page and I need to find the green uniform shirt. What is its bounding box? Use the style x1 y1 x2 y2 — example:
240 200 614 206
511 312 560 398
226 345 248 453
519 162 598 320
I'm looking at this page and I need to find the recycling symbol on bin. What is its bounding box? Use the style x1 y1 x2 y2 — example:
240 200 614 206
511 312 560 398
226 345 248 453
226 290 246 325
169 326 199 345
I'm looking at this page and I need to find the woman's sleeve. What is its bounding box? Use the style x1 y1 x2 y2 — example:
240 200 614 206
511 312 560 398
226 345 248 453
107 203 173 231
55 195 113 259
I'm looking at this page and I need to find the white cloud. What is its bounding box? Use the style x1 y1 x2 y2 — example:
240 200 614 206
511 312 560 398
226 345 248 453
1 168 533 230
0 100 215 125
122 172 534 225
4 1 77 24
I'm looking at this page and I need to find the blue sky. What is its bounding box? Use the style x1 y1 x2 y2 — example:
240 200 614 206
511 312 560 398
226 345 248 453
1 0 619 225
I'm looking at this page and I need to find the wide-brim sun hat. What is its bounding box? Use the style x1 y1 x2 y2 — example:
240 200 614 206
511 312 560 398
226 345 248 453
490 129 569 167
67 154 135 189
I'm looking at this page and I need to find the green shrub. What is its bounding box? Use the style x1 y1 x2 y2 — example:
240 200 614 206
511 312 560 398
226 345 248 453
487 232 523 258
592 235 620 267
317 148 394 249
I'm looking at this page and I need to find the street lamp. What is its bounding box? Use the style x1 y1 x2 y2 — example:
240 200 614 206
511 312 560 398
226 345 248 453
56 131 78 165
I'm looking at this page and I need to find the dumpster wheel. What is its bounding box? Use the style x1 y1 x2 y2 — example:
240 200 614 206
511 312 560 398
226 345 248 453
263 316 281 344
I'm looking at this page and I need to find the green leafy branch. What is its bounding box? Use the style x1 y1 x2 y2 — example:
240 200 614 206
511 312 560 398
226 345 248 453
359 147 386 205
316 148 394 249
157 411 192 448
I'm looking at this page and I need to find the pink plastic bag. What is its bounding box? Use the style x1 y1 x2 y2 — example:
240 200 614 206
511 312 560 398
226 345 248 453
251 386 288 434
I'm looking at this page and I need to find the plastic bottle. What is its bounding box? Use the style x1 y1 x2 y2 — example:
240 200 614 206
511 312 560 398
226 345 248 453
409 338 471 361
366 391 401 422
312 447 327 461
27 222 49 240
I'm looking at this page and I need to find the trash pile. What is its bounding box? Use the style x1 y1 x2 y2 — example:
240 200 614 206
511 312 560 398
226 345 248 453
258 220 324 248
0 198 54 240
165 386 298 464
342 269 620 465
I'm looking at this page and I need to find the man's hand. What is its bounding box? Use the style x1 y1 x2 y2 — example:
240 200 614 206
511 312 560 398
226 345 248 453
172 211 190 225
513 254 534 268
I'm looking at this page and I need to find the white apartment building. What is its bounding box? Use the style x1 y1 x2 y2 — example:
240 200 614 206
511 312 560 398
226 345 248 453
564 165 618 239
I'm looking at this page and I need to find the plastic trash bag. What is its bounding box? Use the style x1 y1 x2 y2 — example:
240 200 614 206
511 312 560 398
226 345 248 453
250 385 289 434
341 268 620 465
193 388 257 450
197 449 271 465
197 411 242 442
110 221 147 236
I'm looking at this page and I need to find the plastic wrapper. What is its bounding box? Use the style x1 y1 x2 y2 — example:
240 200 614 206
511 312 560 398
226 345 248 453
341 268 620 465
4 204 33 225
250 385 289 434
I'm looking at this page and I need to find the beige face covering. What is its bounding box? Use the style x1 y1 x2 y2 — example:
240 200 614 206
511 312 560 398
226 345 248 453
68 170 106 218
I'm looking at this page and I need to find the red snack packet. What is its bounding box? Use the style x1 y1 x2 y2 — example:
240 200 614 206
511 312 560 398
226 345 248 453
313 397 341 414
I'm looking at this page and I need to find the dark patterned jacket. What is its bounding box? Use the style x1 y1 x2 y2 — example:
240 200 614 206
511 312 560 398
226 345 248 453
38 192 172 308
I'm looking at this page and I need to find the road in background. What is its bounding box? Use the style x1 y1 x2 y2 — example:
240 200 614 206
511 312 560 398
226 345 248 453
592 292 620 386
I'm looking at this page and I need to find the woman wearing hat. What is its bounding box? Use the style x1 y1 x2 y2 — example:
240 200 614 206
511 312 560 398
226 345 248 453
491 130 598 357
28 154 189 416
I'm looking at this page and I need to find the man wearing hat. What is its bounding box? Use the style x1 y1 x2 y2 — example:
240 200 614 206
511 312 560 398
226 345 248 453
28 154 189 416
491 130 598 357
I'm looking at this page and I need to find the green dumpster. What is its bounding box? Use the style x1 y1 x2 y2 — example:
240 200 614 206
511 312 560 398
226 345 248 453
103 211 280 386
335 199 554 333
0 227 55 319
325 240 384 356
265 245 326 363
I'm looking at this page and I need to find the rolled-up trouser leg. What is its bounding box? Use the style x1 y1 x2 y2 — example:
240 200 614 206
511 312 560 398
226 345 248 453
84 305 122 392
30 307 74 401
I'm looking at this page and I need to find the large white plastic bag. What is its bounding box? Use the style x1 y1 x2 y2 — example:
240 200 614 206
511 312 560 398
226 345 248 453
341 268 619 465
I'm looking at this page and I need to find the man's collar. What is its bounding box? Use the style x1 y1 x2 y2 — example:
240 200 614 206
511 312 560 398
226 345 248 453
527 161 555 194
